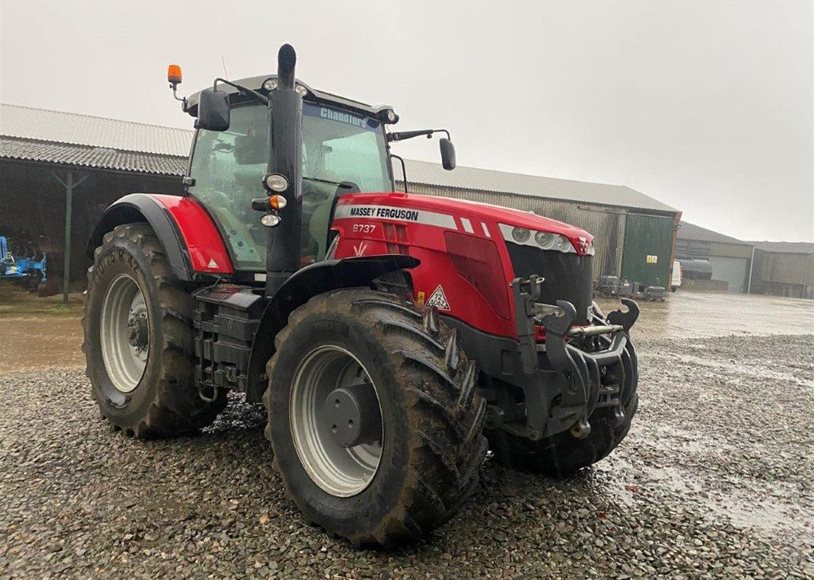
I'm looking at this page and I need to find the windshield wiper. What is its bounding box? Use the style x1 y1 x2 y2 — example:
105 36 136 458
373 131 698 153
387 129 450 142
303 176 358 190
213 78 269 106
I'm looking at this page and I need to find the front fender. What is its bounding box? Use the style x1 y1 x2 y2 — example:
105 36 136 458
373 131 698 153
246 255 419 400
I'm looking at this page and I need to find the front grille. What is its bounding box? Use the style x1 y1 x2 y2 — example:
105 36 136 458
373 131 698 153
506 243 593 324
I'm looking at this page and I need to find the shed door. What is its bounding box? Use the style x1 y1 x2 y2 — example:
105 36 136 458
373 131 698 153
708 256 748 293
621 214 673 288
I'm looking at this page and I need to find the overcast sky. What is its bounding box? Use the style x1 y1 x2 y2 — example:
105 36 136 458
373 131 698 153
1 0 812 241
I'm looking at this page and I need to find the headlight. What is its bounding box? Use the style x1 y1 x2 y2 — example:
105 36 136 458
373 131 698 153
264 173 288 193
556 235 571 252
376 107 399 124
262 78 278 91
499 224 583 254
260 213 281 227
534 231 555 249
295 84 308 97
512 227 531 243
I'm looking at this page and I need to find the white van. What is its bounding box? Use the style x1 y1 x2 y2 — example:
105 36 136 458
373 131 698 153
671 260 682 292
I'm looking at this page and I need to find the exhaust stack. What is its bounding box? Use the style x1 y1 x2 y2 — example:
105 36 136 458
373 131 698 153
265 44 303 297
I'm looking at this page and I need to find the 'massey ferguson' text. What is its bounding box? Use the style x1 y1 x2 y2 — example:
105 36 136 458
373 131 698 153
349 206 419 221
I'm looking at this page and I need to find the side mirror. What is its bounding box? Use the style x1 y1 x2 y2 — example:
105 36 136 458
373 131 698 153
440 138 456 171
196 88 230 131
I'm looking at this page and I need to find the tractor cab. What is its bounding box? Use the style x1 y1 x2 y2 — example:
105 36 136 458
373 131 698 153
184 78 395 269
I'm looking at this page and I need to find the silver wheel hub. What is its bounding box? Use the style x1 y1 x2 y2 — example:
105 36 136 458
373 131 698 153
289 345 384 497
100 275 149 393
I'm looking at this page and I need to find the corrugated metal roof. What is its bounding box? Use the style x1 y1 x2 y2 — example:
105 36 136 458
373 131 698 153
677 221 751 246
0 136 186 175
1 104 678 214
0 104 192 156
749 241 814 254
401 159 678 214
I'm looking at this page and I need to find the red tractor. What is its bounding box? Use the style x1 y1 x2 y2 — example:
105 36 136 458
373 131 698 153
83 45 639 546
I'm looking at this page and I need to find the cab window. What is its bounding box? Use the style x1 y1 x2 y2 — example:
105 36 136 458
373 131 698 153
188 103 269 269
188 100 392 269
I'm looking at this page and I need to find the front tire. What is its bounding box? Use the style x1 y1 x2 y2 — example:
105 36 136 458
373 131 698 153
265 289 487 546
83 223 225 438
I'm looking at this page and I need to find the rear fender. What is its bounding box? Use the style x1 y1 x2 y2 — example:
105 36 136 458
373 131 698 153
245 255 419 401
86 193 233 281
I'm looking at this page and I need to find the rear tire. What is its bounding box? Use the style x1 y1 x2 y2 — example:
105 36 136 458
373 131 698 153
489 340 638 477
265 289 487 546
83 223 225 438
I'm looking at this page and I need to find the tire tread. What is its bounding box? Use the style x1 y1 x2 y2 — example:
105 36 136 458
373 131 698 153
264 288 487 546
83 223 225 439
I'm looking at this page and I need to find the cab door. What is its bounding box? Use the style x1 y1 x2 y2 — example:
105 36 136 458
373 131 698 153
187 102 269 270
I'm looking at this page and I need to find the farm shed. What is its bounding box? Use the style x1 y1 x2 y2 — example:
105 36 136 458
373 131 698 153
0 104 188 290
1 104 681 292
748 242 814 299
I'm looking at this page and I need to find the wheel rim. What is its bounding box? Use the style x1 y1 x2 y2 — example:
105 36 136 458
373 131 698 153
289 345 383 497
100 274 149 393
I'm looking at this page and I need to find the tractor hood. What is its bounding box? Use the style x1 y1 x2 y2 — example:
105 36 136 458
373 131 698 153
337 192 594 256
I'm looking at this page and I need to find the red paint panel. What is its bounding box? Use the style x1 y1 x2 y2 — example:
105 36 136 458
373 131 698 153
444 231 511 320
333 195 519 337
148 194 234 274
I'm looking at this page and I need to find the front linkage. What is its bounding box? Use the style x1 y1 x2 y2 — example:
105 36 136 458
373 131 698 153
511 276 640 441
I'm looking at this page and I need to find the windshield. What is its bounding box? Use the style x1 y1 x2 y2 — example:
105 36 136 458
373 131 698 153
303 105 391 192
188 101 391 269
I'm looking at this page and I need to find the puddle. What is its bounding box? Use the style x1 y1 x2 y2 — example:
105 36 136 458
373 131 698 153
0 317 84 371
644 350 813 385
596 292 814 340
600 452 813 538
715 490 813 535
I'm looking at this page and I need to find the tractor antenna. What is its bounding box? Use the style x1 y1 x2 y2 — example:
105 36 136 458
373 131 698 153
220 55 229 80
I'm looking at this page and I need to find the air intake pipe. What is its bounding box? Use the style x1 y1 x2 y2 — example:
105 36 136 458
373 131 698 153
265 44 303 297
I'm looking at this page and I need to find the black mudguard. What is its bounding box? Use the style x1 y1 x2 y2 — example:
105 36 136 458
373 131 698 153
86 193 193 281
245 255 419 400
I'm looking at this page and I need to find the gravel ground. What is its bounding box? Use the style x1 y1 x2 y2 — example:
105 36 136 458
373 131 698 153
1 333 812 578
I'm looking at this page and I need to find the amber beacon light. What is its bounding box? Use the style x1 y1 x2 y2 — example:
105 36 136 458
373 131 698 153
167 64 183 87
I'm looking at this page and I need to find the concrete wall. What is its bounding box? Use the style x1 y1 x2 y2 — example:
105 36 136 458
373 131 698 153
681 279 729 292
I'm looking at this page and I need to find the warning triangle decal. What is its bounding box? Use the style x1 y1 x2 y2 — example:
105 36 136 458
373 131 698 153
426 285 450 310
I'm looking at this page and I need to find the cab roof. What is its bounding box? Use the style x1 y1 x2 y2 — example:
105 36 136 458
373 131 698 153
185 75 391 120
